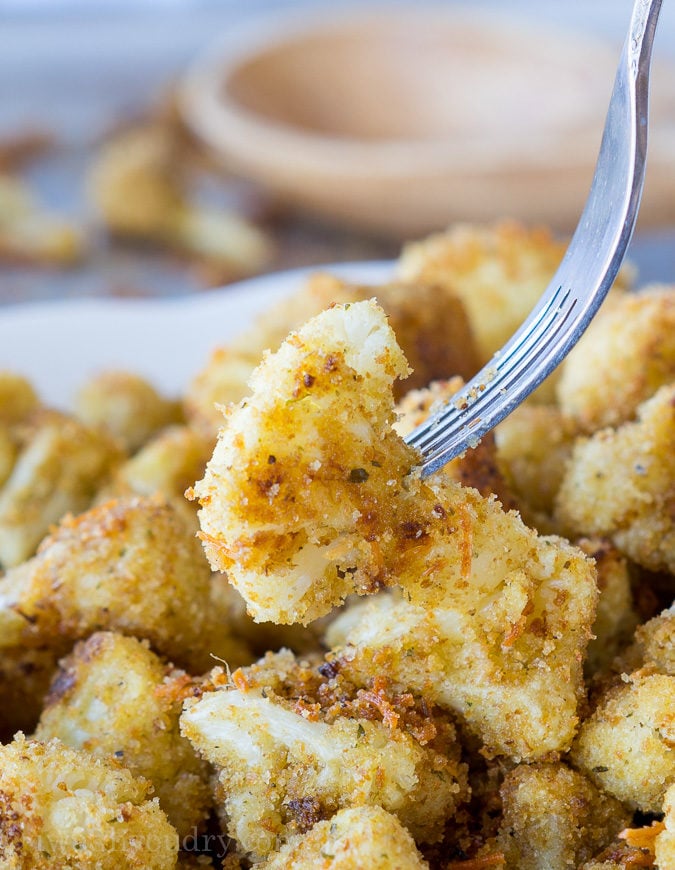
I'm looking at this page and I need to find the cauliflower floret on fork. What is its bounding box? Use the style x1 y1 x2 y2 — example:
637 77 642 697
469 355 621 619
190 300 597 759
180 649 468 859
189 299 416 625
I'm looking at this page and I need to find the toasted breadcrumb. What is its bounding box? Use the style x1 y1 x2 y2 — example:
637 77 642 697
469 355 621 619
396 221 569 366
629 605 675 676
556 384 675 575
572 671 675 812
558 285 675 432
75 370 183 454
181 649 468 857
326 528 596 762
190 300 415 624
0 733 178 869
0 495 247 673
577 538 640 678
495 403 580 532
261 805 430 869
35 631 211 838
498 763 629 870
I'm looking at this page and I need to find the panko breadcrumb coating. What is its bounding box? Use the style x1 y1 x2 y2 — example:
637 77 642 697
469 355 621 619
556 384 675 575
0 410 123 567
557 285 675 432
495 403 580 532
0 733 178 869
572 671 675 812
0 495 246 673
630 605 675 676
181 649 468 858
577 538 639 678
326 539 596 763
75 370 183 454
396 221 568 365
185 273 479 435
497 763 629 870
35 631 212 838
261 805 430 869
189 300 415 624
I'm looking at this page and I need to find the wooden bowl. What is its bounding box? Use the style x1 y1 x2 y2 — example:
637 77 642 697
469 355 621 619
179 6 675 239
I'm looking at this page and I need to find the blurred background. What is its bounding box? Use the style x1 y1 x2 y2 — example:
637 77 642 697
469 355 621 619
1 0 675 306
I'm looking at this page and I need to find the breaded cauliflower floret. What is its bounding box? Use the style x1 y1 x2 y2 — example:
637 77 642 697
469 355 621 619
556 384 675 575
88 124 273 281
396 221 569 366
495 403 580 532
655 783 675 869
98 424 213 528
35 631 212 838
75 370 183 454
558 285 675 432
0 495 246 673
572 671 675 812
577 538 639 678
629 605 675 676
261 805 429 869
181 649 468 857
326 528 596 763
497 763 629 870
0 733 178 869
0 410 123 567
190 300 415 624
185 273 479 436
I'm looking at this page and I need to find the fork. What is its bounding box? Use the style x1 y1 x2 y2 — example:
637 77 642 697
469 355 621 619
405 0 663 478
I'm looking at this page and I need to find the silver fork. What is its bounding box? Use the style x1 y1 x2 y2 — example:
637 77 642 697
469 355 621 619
405 0 663 478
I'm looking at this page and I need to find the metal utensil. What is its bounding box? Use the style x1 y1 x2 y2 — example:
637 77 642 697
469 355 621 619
405 0 663 477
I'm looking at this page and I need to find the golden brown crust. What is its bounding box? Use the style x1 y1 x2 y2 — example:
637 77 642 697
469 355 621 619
0 495 248 672
36 631 212 838
558 285 675 432
181 650 468 857
0 733 178 869
498 763 629 870
555 384 675 575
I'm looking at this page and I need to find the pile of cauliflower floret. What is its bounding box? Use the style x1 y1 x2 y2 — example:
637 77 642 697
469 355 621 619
0 220 673 869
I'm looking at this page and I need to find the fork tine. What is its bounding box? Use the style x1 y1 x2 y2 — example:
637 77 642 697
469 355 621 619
406 0 662 479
